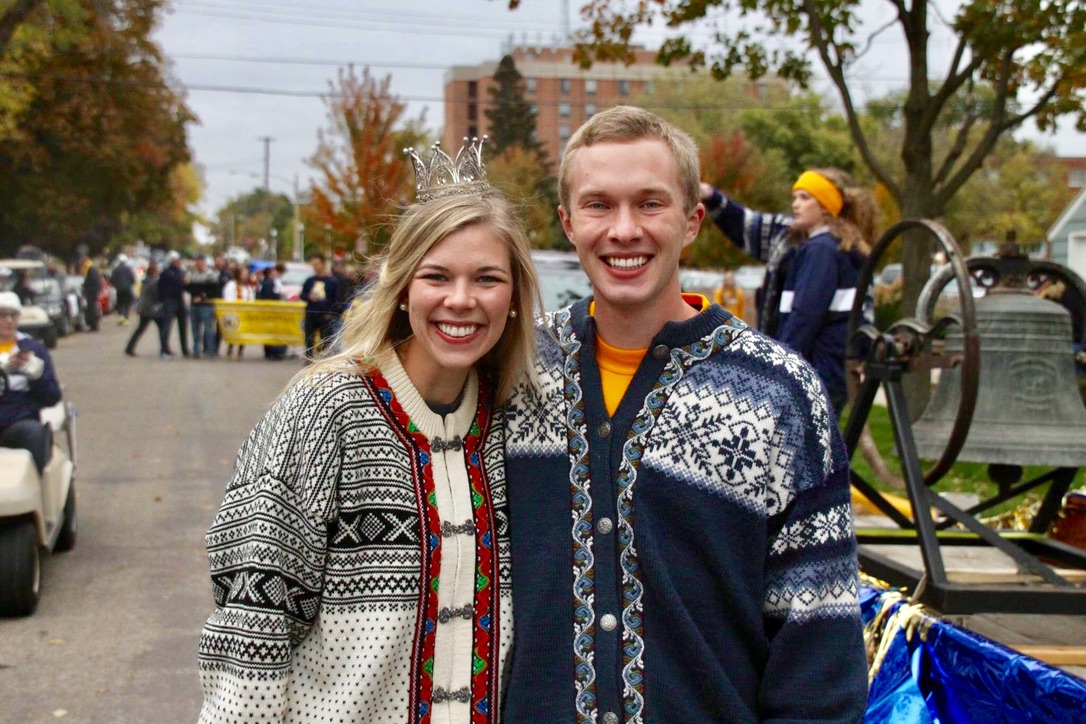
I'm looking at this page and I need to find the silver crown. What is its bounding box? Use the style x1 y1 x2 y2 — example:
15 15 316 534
404 137 490 203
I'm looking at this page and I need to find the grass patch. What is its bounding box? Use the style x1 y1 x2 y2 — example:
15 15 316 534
845 403 1085 519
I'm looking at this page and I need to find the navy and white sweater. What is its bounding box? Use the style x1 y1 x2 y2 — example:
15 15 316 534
778 228 866 405
503 300 867 723
703 188 795 337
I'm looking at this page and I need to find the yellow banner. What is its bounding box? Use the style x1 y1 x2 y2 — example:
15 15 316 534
214 300 306 346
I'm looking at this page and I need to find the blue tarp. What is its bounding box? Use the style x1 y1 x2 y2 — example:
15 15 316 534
861 587 1086 723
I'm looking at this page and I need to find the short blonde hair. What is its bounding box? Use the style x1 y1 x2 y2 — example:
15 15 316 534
305 193 540 405
559 105 702 213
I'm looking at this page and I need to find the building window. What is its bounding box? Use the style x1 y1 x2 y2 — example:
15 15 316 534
468 124 477 139
585 102 597 118
559 123 571 141
1070 169 1086 188
526 77 537 94
560 78 571 94
468 81 477 98
644 81 653 95
585 78 597 95
467 103 477 122
529 103 538 116
559 102 571 118
618 80 630 96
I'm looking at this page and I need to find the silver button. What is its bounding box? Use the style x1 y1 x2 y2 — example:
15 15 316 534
652 344 669 360
602 713 620 724
600 613 618 631
598 421 612 438
597 517 613 535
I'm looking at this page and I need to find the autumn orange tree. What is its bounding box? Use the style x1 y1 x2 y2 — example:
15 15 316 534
306 65 428 258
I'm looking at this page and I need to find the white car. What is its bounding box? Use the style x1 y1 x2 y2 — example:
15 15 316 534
279 261 316 302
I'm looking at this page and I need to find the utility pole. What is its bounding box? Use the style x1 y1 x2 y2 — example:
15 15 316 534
292 175 304 262
259 136 274 192
259 136 275 259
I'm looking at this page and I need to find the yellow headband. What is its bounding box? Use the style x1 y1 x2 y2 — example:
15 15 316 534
792 171 843 218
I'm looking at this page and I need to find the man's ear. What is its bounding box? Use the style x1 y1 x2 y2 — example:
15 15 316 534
558 206 574 242
683 202 706 249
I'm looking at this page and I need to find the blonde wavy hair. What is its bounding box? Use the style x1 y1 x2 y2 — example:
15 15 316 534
799 167 876 255
300 193 541 404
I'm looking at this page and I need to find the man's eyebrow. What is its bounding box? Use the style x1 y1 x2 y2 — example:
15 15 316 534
575 185 675 200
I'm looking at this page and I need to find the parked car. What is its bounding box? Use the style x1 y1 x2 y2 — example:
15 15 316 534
0 260 58 348
532 250 592 312
279 261 315 301
679 268 723 297
734 265 767 291
29 275 71 338
876 262 903 288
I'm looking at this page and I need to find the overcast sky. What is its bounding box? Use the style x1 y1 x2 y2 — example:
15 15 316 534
153 0 1086 226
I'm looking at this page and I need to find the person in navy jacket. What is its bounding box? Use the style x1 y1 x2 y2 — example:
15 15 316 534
0 292 62 475
778 168 874 413
702 169 874 414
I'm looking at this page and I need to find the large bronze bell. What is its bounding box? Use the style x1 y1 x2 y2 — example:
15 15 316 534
912 289 1086 468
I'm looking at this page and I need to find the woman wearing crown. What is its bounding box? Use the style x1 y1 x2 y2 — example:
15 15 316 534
198 139 540 723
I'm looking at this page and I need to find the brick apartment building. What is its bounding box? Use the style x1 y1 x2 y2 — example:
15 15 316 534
1060 157 1086 189
443 45 671 164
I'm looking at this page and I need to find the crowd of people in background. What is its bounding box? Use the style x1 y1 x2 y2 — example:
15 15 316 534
116 250 364 362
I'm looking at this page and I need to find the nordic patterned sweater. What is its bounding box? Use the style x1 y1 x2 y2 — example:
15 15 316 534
502 300 868 723
198 353 513 723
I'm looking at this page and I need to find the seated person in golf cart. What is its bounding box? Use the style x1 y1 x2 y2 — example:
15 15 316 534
0 291 61 474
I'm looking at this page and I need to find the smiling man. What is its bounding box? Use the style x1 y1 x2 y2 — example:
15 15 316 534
502 106 868 723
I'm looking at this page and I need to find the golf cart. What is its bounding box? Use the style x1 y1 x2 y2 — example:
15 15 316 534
0 389 77 616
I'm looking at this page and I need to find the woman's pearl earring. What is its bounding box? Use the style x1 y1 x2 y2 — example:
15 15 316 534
509 308 517 318
399 302 407 312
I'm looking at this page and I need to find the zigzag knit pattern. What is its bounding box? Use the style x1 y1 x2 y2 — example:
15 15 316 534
198 368 512 723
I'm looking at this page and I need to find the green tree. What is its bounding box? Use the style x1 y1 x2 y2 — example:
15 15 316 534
0 0 86 141
306 65 428 257
114 162 205 251
484 54 546 158
480 54 559 246
212 188 294 258
0 0 48 55
0 0 195 258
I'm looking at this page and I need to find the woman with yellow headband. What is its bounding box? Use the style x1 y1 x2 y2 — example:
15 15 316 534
702 168 874 413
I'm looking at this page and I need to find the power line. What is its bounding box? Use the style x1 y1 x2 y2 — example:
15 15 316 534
172 7 546 40
170 53 451 70
174 0 568 34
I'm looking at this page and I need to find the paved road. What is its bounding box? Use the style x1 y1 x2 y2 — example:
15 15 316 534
0 317 301 723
